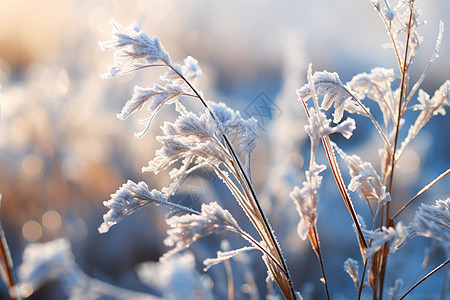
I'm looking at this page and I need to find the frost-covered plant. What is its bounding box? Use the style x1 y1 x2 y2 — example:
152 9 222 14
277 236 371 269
96 0 449 299
295 1 449 299
99 19 298 299
17 238 157 300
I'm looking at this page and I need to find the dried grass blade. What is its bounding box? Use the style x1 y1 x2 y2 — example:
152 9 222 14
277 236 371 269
393 168 450 219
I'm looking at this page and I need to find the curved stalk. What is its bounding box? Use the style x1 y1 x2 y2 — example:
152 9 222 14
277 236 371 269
399 259 450 300
393 168 450 219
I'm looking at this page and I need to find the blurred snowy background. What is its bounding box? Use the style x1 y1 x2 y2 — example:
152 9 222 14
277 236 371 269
0 0 449 299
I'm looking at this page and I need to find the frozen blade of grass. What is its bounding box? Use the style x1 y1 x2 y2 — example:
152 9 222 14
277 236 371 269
407 21 445 104
344 258 360 290
399 259 450 300
203 245 257 271
393 168 450 219
98 180 198 233
0 217 18 300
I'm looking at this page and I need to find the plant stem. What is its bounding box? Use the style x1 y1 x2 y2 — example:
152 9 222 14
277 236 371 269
379 3 415 299
309 226 330 300
393 168 450 219
357 259 368 300
0 223 18 300
399 259 449 300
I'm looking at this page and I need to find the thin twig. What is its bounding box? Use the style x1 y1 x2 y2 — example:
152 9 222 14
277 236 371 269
379 3 416 299
301 96 368 257
309 226 330 300
357 259 368 300
393 167 450 219
0 222 18 300
399 259 450 300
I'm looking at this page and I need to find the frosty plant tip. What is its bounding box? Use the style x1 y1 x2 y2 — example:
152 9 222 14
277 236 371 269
98 1 450 298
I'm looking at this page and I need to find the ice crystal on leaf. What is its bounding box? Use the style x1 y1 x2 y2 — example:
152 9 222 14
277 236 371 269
143 101 258 196
143 102 226 178
118 84 184 137
164 202 242 258
162 56 202 86
98 180 196 233
400 80 450 153
409 198 450 245
304 107 356 150
363 222 408 258
203 245 257 271
333 143 390 217
388 279 404 300
298 71 359 123
18 239 75 296
289 163 326 240
211 102 259 161
343 258 359 289
348 67 396 126
137 252 214 300
100 19 171 78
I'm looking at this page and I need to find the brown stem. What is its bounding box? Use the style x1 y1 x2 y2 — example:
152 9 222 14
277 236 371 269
300 101 368 256
393 168 450 219
399 259 449 300
308 226 330 300
357 259 367 300
0 223 18 300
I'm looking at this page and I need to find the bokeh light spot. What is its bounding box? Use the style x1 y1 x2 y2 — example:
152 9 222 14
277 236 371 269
62 155 84 181
21 154 43 180
22 220 42 242
241 283 251 293
42 210 62 232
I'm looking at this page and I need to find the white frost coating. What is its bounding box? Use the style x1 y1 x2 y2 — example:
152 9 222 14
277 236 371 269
289 163 326 240
100 19 171 78
409 198 450 245
304 107 356 150
163 202 241 258
298 70 358 123
18 238 75 294
98 180 166 233
343 258 359 289
203 245 257 271
363 222 409 257
333 143 390 218
137 252 214 300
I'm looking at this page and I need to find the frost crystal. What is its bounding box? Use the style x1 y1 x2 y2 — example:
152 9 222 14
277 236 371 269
162 56 202 85
304 107 356 150
333 143 390 217
98 180 167 233
119 84 183 120
343 258 359 289
388 279 403 300
164 202 242 258
210 102 259 156
143 101 258 196
409 198 450 245
137 252 214 300
100 19 171 78
289 163 326 240
402 80 450 149
18 239 75 297
298 70 358 122
203 245 257 271
363 222 409 257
